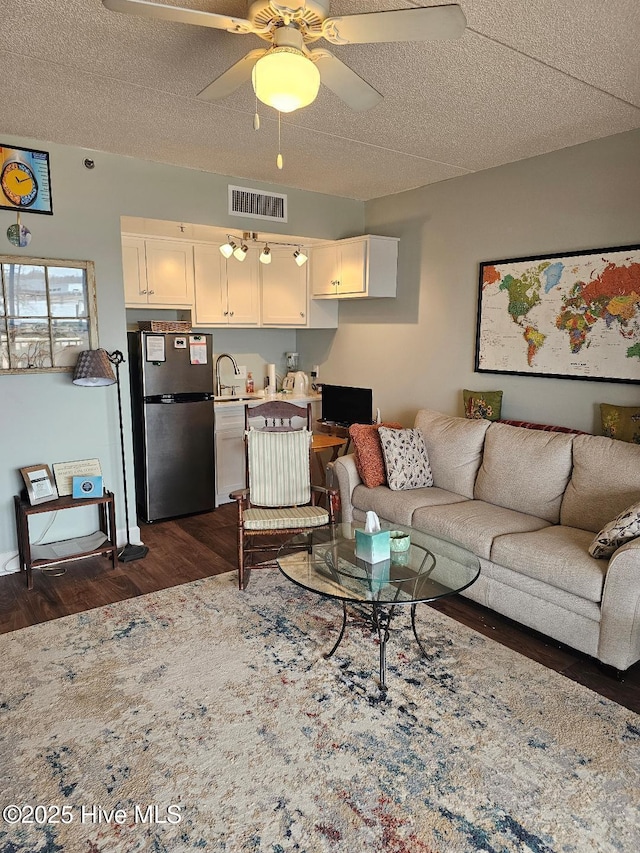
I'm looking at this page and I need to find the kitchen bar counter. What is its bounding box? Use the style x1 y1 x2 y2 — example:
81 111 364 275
214 392 320 409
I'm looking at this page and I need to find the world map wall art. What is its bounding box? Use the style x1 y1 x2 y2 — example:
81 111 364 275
475 243 640 383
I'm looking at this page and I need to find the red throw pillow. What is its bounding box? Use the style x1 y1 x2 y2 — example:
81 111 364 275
349 422 403 488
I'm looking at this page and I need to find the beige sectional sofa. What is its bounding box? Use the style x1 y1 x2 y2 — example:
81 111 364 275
333 409 640 672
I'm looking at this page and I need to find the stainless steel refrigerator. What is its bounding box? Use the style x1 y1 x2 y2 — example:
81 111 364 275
128 331 215 523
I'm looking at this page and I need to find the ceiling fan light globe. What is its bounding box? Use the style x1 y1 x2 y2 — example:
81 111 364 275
252 47 320 113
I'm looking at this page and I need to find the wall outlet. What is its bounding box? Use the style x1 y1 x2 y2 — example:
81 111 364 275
237 365 247 379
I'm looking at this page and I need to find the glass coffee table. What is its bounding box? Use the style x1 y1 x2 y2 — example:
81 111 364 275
277 522 480 690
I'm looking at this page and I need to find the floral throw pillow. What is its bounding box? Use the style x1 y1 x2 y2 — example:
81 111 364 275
463 389 503 421
589 500 640 558
378 427 434 491
600 403 640 444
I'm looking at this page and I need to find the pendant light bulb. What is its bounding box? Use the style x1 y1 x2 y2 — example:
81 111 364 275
293 248 308 267
233 242 248 261
254 112 260 131
277 153 283 170
259 245 272 265
220 239 235 259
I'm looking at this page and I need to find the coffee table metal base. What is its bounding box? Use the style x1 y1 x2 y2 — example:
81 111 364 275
323 601 427 690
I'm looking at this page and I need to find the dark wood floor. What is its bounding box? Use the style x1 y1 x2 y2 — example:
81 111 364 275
2 503 639 714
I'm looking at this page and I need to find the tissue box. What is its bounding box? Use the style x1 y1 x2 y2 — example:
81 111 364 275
355 528 390 563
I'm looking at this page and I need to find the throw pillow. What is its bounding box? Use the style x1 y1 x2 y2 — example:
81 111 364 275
589 500 640 558
349 422 403 488
378 426 434 491
463 389 503 421
600 403 640 444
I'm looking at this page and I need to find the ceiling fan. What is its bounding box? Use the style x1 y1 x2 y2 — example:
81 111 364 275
103 1 467 113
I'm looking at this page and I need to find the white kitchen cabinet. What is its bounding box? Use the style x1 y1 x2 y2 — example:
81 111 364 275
214 404 246 506
310 235 399 299
260 247 308 326
123 236 194 307
193 244 259 327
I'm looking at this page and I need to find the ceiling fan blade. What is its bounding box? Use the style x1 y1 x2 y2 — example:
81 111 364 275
197 49 267 101
102 0 255 34
311 50 382 112
322 4 466 45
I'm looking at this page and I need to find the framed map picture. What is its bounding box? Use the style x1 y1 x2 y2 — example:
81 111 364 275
475 244 640 384
0 144 53 214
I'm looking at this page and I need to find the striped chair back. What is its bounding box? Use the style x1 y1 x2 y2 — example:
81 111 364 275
247 428 312 507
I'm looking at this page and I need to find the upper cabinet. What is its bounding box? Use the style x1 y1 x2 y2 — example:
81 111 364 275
260 247 307 326
193 244 259 326
310 235 399 299
123 236 194 307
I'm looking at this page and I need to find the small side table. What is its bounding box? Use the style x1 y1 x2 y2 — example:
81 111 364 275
311 434 348 488
14 490 118 590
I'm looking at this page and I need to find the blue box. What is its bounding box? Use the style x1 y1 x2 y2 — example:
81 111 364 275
355 528 390 563
72 475 103 499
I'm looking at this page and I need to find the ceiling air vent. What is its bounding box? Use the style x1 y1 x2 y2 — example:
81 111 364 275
228 185 288 223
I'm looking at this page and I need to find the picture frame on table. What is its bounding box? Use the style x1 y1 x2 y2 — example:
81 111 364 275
475 243 640 384
20 464 58 506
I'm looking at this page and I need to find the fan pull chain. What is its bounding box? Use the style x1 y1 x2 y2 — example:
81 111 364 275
253 72 260 130
277 112 283 170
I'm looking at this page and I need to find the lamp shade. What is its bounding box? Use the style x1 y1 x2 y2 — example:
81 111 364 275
252 48 320 113
73 349 116 386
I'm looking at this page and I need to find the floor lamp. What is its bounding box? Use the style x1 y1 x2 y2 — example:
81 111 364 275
73 348 149 562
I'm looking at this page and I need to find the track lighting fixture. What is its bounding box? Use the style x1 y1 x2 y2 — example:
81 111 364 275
293 248 308 267
221 233 309 266
233 241 249 261
219 238 236 258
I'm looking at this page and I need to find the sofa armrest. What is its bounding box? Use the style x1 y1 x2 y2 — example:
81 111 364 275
598 537 640 670
332 454 362 523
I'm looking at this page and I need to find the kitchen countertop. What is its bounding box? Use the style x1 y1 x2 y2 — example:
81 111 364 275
214 392 320 409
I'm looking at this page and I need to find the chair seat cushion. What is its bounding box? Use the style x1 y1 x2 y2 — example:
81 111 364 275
244 506 329 531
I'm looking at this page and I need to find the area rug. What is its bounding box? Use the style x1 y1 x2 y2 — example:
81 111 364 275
1 570 638 853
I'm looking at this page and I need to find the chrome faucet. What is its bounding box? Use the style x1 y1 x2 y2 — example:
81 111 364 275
215 352 241 396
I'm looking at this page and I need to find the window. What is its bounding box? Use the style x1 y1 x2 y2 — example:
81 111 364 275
0 256 98 373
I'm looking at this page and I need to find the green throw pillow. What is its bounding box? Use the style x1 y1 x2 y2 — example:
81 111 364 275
600 403 640 444
463 389 503 422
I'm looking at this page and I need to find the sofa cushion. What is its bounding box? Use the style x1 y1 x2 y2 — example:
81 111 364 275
410 500 550 560
349 422 403 488
378 426 433 490
474 422 574 523
589 500 640 558
560 434 640 533
352 484 466 527
490 525 607 603
414 409 490 499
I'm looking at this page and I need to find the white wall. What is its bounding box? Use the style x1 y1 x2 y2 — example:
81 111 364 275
0 134 364 565
300 129 640 429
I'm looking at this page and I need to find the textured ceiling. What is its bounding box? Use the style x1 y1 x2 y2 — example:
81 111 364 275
1 1 639 200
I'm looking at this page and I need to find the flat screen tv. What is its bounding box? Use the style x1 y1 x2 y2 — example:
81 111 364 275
321 384 373 426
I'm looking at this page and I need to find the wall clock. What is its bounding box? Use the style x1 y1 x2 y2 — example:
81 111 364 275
0 145 53 215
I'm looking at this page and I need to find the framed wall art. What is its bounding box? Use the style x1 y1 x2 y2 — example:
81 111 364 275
475 243 640 384
0 144 53 214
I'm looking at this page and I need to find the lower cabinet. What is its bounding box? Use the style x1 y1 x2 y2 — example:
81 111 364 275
214 405 246 506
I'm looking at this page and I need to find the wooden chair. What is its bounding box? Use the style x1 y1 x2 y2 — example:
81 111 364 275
231 400 338 590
